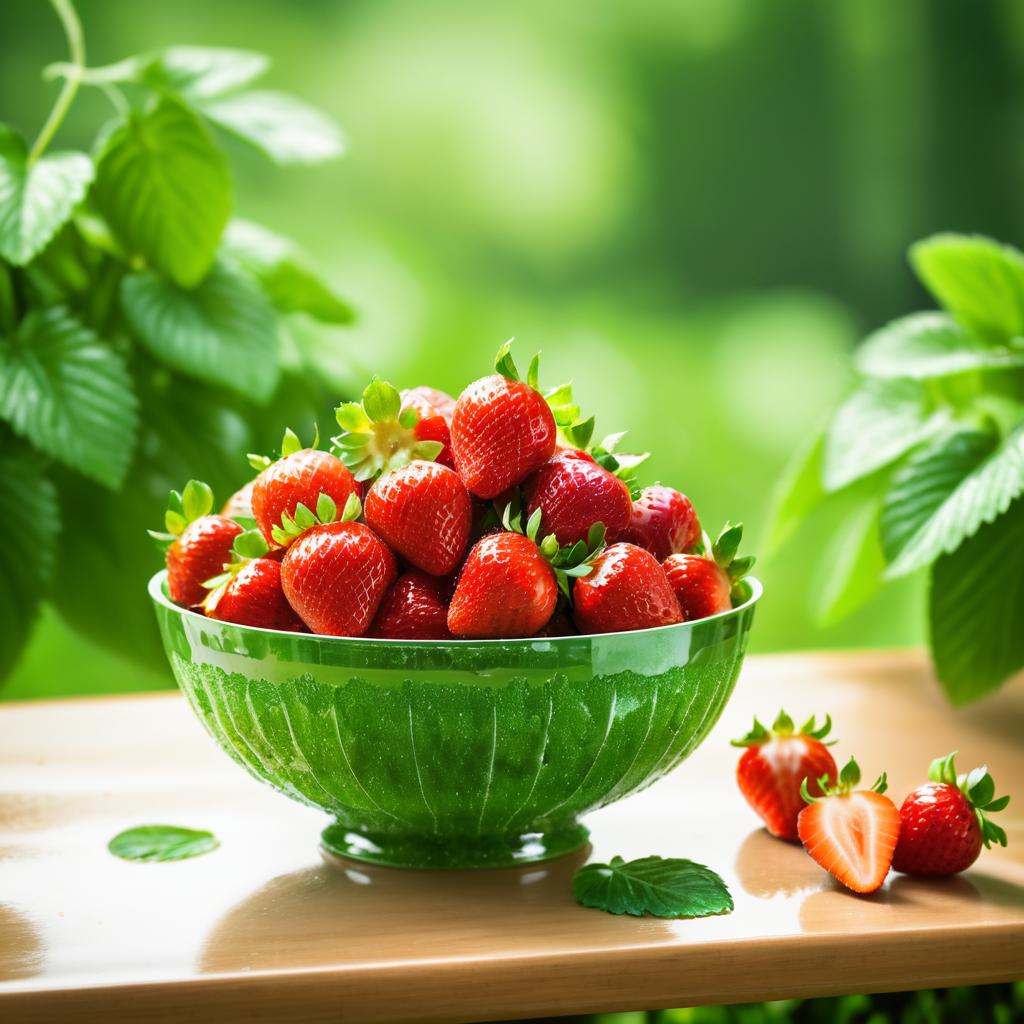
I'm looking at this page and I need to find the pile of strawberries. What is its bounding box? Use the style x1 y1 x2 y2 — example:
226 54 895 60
733 712 1010 891
152 345 753 640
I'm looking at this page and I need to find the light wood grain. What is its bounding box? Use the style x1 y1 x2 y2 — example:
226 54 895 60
1 650 1022 1023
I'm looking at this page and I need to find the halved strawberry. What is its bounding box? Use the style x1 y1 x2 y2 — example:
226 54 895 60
450 343 557 499
892 752 1010 877
371 570 452 640
150 480 242 608
663 522 755 621
280 494 397 636
797 757 901 894
401 386 456 467
572 542 683 634
616 484 700 560
364 460 472 576
732 711 837 841
249 429 358 548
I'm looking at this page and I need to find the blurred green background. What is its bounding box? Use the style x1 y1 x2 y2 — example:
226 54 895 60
3 0 1022 700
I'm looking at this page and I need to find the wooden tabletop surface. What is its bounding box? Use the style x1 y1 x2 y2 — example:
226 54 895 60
1 650 1022 1023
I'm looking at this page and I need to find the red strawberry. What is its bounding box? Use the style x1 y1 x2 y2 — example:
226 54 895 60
524 449 631 546
402 385 456 424
732 711 837 841
401 387 455 468
533 609 577 637
364 460 472 576
797 757 901 894
892 752 1009 877
250 431 358 548
663 522 754 621
450 344 557 499
572 542 683 634
616 485 701 560
151 480 242 608
448 532 558 638
221 479 255 520
206 558 304 632
371 571 452 640
281 497 397 636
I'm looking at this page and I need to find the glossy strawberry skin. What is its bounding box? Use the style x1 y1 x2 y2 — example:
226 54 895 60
402 385 456 424
401 387 455 468
281 521 397 636
450 374 557 499
892 783 983 876
251 449 358 547
207 558 305 632
616 486 701 560
448 531 557 638
532 609 577 637
798 791 901 894
371 570 452 640
364 461 472 576
166 515 242 608
737 738 837 841
524 449 632 546
663 553 732 620
573 543 683 635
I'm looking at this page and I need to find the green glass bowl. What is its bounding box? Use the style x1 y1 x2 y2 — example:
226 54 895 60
149 570 760 869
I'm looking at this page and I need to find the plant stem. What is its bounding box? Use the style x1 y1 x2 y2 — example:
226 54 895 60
28 0 85 165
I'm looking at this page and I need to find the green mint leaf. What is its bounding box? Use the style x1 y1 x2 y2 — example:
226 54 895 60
929 499 1024 704
121 261 280 403
0 308 138 489
856 312 1024 380
910 233 1024 344
763 431 826 554
138 46 269 99
198 90 344 165
108 824 219 862
573 856 733 919
0 125 94 266
222 219 353 324
362 377 402 422
181 479 214 522
823 379 945 492
880 427 1023 578
0 441 59 680
93 96 231 288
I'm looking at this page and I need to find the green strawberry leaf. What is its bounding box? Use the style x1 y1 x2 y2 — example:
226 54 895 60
0 439 59 680
138 46 269 99
856 312 1024 380
910 234 1024 344
929 499 1024 704
0 308 137 488
0 124 93 266
882 425 1024 578
763 431 827 554
108 824 219 862
222 219 353 324
120 261 280 403
573 856 733 919
92 96 231 288
198 90 344 165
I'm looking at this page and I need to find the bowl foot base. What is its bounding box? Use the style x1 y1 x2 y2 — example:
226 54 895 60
320 819 590 870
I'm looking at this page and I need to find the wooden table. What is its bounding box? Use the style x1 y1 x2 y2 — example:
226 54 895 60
1 651 1022 1023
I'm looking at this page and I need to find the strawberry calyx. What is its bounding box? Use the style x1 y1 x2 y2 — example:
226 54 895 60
501 493 607 599
200 528 271 611
800 756 887 804
709 521 756 603
928 751 1010 849
730 710 835 748
331 378 443 482
588 431 650 496
147 479 215 550
247 425 319 473
272 491 361 547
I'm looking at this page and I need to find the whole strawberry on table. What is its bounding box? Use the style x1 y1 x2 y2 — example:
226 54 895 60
151 343 755 639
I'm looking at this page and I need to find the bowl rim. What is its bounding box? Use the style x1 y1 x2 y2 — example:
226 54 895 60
148 569 761 647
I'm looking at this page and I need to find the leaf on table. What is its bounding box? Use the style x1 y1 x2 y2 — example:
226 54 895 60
92 96 232 288
929 500 1024 704
910 234 1024 345
856 311 1024 380
120 261 280 402
108 825 219 862
0 440 60 680
199 90 345 165
222 219 354 324
823 378 944 493
763 430 826 554
0 124 93 266
0 308 138 488
882 426 1024 578
572 855 733 919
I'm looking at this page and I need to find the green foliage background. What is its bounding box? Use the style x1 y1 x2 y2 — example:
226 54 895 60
2 0 1023 700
